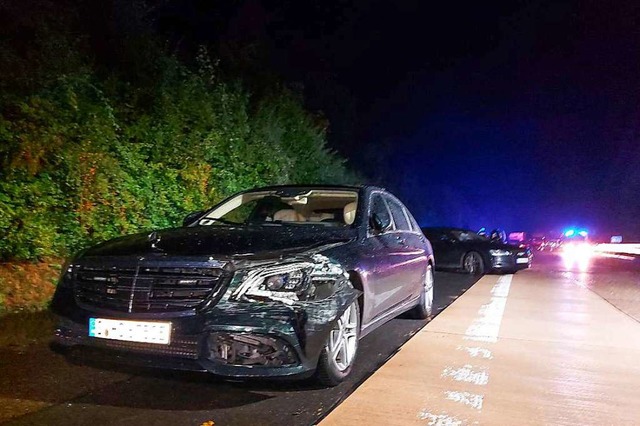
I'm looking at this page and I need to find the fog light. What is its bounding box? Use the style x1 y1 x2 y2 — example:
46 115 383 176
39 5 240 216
207 332 298 366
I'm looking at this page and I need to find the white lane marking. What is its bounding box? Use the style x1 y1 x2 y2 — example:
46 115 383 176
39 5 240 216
417 410 463 425
595 243 640 255
457 346 493 359
419 275 513 422
464 275 513 343
597 252 636 261
444 391 484 410
441 365 489 386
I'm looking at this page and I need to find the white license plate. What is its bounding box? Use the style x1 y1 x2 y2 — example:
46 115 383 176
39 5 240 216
89 318 171 345
516 257 529 264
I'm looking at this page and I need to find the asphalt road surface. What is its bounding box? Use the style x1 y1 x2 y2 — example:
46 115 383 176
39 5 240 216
0 271 479 426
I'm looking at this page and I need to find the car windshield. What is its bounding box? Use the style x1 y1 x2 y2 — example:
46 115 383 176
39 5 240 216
450 229 489 242
198 188 359 227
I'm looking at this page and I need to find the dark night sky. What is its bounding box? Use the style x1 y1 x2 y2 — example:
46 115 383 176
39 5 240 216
158 0 640 238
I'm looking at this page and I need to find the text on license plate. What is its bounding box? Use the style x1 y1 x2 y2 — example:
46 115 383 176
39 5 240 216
516 257 529 264
89 318 171 345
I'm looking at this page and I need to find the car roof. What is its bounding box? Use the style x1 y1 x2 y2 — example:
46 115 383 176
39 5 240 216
245 184 384 193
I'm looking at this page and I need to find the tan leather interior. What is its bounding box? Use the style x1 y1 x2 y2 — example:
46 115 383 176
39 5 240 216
343 201 357 225
273 209 304 222
308 212 335 222
273 200 357 225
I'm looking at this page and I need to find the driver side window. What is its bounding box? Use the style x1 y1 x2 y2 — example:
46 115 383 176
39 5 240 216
369 193 392 232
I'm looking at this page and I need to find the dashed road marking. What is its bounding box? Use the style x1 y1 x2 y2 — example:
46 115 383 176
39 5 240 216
419 275 514 423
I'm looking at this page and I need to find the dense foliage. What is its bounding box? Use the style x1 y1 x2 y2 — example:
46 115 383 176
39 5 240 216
0 0 359 262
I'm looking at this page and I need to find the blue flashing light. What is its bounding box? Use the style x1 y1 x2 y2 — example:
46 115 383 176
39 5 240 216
578 230 588 237
564 229 575 237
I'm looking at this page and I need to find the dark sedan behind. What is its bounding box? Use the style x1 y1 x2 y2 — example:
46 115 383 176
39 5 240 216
421 227 532 274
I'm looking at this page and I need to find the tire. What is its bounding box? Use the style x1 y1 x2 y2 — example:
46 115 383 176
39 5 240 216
408 263 434 319
315 300 361 387
462 251 485 275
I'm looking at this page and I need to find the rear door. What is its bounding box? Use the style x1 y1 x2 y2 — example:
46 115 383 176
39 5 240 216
425 229 459 268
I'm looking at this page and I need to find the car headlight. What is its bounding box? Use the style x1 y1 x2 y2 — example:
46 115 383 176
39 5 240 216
264 270 307 291
231 255 348 304
489 249 511 256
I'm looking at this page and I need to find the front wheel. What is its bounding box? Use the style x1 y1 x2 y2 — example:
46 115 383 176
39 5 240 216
462 251 485 275
408 263 434 319
315 300 360 387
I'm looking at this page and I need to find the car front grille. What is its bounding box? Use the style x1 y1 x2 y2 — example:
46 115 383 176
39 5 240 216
74 265 229 313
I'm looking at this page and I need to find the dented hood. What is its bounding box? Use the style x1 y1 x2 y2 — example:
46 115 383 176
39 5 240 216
81 225 357 259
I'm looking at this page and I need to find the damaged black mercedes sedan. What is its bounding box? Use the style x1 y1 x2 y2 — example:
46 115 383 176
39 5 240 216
52 185 434 386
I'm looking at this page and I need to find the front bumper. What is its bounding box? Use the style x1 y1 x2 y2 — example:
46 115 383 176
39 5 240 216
52 286 357 379
490 254 532 272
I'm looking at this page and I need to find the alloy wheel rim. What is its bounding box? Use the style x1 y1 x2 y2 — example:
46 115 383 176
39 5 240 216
327 302 359 372
424 266 434 311
465 254 480 273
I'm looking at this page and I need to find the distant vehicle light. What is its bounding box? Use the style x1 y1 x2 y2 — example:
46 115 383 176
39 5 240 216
561 241 593 271
564 229 575 237
508 232 525 242
563 241 592 252
578 230 588 237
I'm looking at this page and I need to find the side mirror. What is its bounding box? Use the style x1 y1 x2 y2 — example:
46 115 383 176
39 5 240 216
370 212 392 233
183 210 204 227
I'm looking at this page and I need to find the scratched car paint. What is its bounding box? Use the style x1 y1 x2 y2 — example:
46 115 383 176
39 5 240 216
52 185 435 386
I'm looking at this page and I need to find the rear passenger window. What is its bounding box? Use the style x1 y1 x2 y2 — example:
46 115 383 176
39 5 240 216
384 196 411 231
407 213 420 232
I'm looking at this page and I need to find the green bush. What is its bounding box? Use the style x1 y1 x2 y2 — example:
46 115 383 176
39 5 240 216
0 4 360 262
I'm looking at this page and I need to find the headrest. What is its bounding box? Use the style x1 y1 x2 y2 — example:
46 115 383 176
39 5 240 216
343 201 357 225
